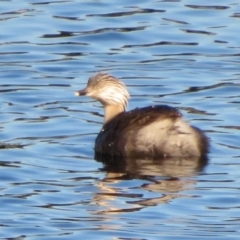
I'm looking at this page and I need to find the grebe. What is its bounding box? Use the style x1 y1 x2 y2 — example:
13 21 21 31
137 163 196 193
75 73 209 159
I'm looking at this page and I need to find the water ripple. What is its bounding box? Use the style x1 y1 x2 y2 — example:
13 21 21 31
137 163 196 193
0 0 240 239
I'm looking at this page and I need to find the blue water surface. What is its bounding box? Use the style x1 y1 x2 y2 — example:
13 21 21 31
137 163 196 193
0 0 240 239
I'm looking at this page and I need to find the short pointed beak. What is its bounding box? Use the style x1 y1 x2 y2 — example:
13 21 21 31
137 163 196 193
75 88 88 96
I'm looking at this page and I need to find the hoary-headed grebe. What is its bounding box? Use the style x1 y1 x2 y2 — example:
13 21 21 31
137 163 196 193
75 73 209 159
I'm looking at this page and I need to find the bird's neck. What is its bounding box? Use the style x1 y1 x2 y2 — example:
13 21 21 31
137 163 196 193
104 105 124 124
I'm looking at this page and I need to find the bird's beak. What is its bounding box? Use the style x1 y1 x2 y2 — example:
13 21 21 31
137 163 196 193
75 88 88 96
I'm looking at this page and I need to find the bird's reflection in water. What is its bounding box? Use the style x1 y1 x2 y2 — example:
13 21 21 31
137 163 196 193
93 153 208 214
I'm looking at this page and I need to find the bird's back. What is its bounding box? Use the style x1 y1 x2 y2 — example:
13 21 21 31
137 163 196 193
95 105 208 158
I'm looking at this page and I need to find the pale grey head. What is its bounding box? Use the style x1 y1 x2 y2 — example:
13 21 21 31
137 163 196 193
75 73 130 123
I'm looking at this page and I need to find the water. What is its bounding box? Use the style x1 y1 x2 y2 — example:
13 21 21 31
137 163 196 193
0 0 240 239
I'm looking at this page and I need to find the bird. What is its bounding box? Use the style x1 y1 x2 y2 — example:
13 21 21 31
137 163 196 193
75 73 209 159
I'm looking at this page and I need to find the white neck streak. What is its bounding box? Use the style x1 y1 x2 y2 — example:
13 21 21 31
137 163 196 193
104 105 124 124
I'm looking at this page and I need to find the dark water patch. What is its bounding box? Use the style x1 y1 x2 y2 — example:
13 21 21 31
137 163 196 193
185 5 230 10
36 41 89 46
0 16 17 21
139 58 195 63
185 82 238 93
0 41 30 46
52 15 84 21
216 126 240 131
123 41 198 48
162 17 189 24
231 13 240 18
181 29 216 35
87 8 166 17
0 9 34 15
54 52 87 57
30 1 71 5
0 143 25 149
214 40 228 44
153 52 240 57
0 51 28 55
14 115 68 122
41 26 147 38
0 84 70 88
41 31 74 38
